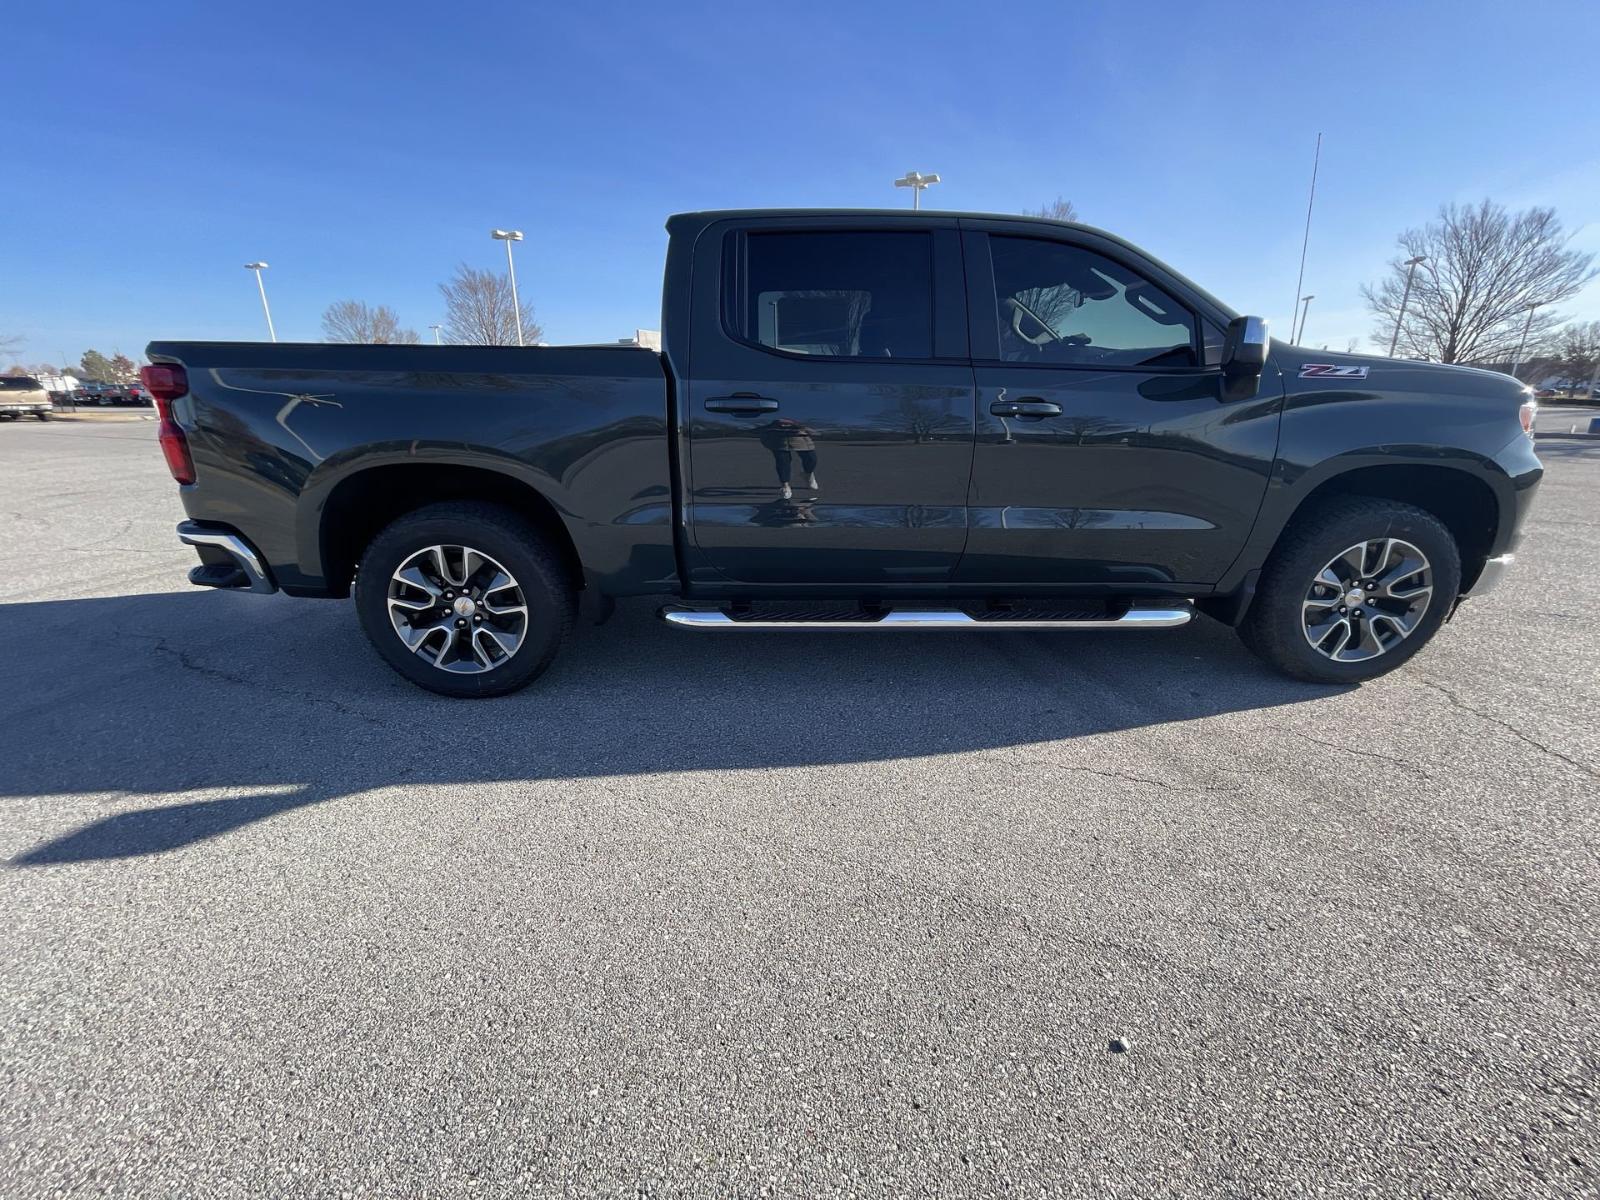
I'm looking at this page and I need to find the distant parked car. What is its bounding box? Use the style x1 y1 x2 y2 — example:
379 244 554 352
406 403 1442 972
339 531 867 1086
121 383 154 406
1534 388 1557 399
0 376 54 421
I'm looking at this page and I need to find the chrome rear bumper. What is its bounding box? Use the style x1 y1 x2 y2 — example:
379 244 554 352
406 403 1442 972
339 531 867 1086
176 521 278 594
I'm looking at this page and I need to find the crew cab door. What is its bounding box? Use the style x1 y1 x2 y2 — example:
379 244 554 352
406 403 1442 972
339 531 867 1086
681 218 974 585
955 221 1283 587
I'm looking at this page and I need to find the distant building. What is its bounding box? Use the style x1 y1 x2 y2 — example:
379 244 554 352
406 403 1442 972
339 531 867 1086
618 329 661 350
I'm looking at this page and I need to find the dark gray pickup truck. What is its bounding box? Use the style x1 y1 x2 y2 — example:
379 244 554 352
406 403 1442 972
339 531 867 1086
145 209 1541 697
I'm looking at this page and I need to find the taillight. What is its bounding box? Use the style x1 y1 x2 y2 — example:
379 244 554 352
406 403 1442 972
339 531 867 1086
1519 399 1537 440
141 364 195 484
140 363 187 402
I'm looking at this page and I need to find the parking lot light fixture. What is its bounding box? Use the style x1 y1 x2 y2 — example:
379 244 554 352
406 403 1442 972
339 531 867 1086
1295 294 1315 344
893 171 940 211
490 229 525 347
429 325 443 345
1388 255 1427 357
244 262 276 342
1509 300 1544 383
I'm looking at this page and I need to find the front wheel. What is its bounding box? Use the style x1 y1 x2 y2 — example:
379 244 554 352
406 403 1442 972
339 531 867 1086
354 502 574 698
36 411 53 421
1238 498 1461 684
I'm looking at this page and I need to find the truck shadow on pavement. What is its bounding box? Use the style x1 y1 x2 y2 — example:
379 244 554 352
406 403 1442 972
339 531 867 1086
4 590 1345 866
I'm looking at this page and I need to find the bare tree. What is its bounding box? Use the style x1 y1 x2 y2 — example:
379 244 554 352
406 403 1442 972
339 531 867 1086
1363 201 1595 365
321 300 421 344
1024 197 1080 222
437 265 542 346
1552 320 1600 394
0 332 24 363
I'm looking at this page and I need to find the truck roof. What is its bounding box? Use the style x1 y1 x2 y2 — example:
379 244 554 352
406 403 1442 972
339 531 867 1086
665 209 1238 323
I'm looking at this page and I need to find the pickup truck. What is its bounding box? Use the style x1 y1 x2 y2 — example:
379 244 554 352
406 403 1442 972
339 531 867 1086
0 376 55 420
145 209 1542 697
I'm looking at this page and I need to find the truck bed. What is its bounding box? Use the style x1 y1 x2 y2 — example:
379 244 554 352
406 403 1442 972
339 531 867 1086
145 341 677 597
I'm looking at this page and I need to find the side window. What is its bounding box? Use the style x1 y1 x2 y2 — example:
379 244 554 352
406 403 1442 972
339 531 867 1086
989 236 1199 368
735 231 934 359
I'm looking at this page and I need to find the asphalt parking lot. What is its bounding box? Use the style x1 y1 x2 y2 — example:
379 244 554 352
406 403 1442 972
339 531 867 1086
2 416 1597 1197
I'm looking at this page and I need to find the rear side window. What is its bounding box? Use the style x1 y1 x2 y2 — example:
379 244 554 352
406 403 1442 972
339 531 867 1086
989 236 1199 368
1 377 42 390
733 231 934 359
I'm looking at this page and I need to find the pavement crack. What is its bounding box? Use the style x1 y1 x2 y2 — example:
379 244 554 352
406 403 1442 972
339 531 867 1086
1024 760 1233 794
127 632 385 726
1416 676 1600 781
1267 727 1433 782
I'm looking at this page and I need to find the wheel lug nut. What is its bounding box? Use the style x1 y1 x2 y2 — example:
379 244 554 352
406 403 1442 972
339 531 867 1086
455 618 466 628
1339 606 1347 613
473 616 482 623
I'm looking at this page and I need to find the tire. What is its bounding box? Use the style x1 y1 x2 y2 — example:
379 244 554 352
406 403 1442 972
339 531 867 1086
353 501 574 698
1238 497 1461 684
36 411 53 422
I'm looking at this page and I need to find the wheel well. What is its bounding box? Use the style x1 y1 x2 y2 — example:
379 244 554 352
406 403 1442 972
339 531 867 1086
1294 465 1499 589
318 464 582 596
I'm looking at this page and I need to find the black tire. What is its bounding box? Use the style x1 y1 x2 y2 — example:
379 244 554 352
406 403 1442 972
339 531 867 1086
353 501 574 698
1238 497 1461 685
36 411 53 422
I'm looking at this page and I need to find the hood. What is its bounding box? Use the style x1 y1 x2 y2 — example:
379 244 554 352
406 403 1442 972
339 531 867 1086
1274 342 1530 402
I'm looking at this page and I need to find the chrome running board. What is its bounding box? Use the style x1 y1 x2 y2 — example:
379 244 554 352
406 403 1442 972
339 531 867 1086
660 605 1193 630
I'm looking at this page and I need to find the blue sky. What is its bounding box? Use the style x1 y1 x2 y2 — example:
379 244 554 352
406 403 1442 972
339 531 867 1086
5 0 1598 366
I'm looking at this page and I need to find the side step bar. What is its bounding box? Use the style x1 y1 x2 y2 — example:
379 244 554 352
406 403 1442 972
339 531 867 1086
660 605 1194 631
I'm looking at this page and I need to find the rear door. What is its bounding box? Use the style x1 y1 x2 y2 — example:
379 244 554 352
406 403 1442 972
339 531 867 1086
682 218 975 585
956 222 1283 587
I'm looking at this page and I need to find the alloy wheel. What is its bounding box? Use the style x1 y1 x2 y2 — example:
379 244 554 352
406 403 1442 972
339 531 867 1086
1301 537 1433 663
386 544 529 673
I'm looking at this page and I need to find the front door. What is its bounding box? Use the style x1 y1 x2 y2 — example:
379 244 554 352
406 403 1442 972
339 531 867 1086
684 224 975 585
956 226 1283 587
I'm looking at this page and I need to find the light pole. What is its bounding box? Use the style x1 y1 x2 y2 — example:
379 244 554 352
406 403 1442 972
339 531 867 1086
244 262 276 342
1290 131 1322 344
1294 294 1315 344
429 324 443 345
1387 254 1427 357
490 229 525 346
1509 300 1543 383
893 171 940 210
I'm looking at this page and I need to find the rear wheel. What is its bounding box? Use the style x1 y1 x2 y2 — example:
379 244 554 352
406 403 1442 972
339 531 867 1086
354 502 574 697
35 411 52 422
1238 498 1460 684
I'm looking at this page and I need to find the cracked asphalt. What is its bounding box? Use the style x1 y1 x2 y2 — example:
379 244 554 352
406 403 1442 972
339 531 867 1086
1 416 1597 1197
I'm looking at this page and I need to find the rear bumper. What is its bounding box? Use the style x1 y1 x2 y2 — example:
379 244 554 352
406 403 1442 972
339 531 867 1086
177 521 278 594
1 403 51 414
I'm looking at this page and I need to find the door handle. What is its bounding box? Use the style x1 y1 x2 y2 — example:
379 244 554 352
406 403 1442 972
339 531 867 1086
990 398 1062 418
705 394 779 415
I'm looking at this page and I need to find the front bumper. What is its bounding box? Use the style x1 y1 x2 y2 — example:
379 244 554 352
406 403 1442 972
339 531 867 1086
177 521 278 594
1463 553 1515 599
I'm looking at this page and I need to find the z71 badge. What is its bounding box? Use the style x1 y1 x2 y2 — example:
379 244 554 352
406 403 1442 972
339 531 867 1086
1299 363 1370 379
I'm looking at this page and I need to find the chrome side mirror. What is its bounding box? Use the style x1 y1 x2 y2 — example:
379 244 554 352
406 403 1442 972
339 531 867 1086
1222 315 1269 376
